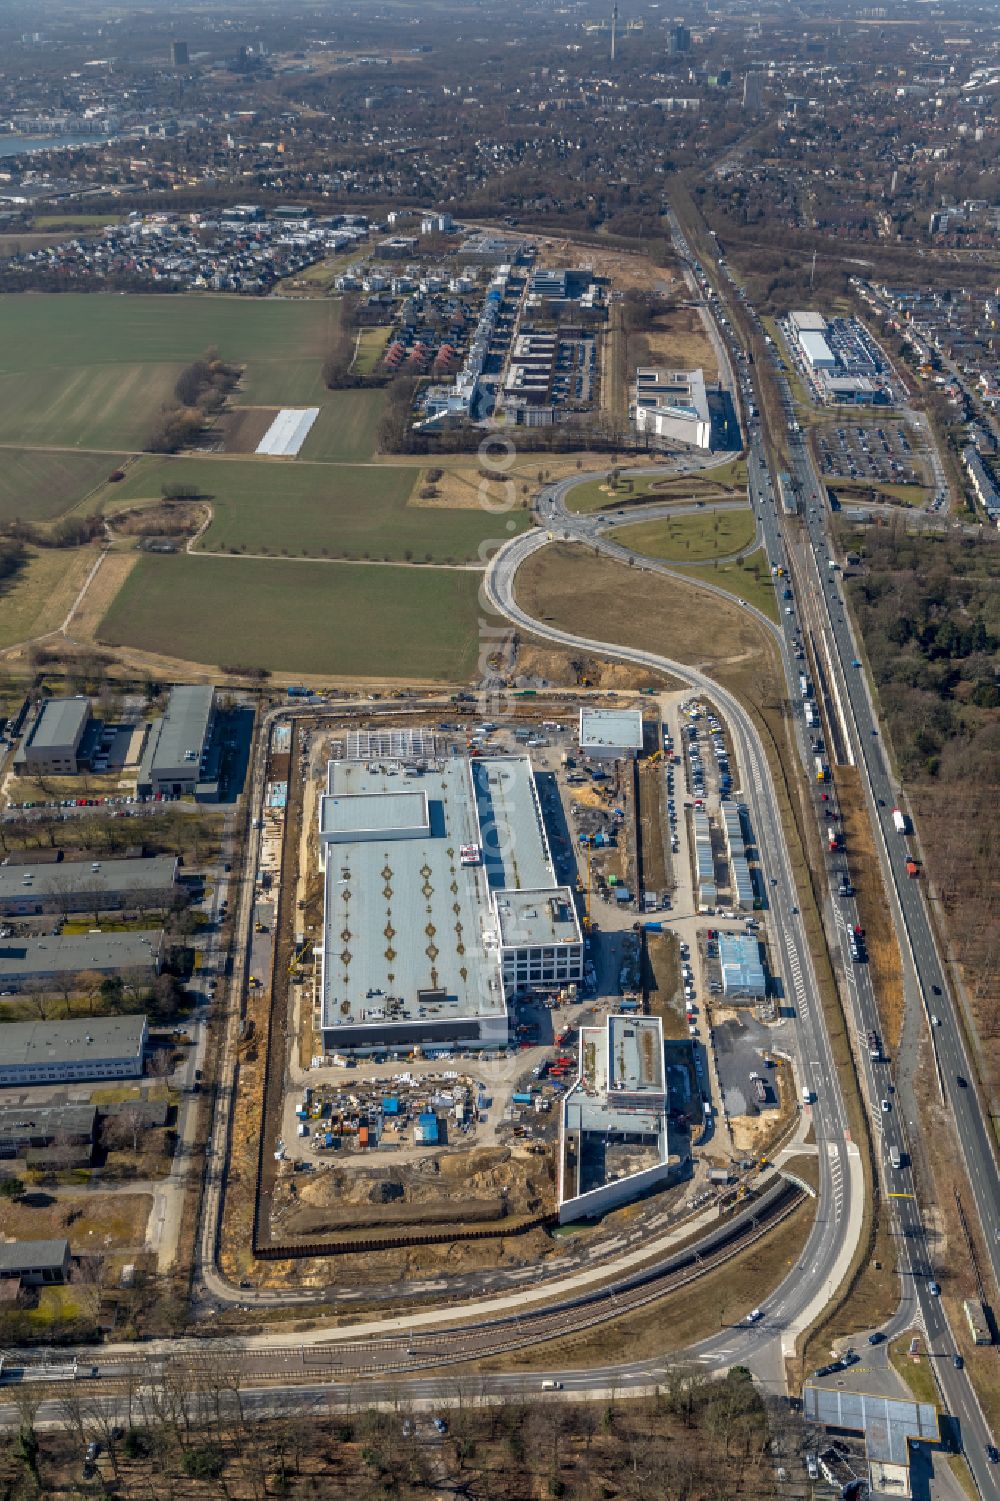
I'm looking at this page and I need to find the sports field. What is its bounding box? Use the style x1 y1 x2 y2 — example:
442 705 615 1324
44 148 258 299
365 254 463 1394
0 295 340 451
0 448 125 522
102 455 526 563
98 553 485 679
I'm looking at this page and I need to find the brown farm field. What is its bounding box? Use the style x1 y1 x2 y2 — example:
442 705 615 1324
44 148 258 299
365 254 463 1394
214 406 280 454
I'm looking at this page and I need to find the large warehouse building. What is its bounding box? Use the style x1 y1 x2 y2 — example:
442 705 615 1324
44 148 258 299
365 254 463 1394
318 747 583 1055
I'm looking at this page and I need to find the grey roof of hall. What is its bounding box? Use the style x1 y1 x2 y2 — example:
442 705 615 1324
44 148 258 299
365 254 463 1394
0 1015 147 1068
494 886 581 949
0 1240 69 1273
0 856 178 903
0 1102 97 1140
147 685 214 772
802 1386 939 1467
321 789 428 839
321 757 502 1030
578 707 644 751
469 756 555 891
607 1015 665 1094
26 697 90 750
0 932 162 979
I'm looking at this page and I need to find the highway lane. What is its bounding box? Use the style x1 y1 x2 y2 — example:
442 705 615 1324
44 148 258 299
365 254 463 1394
674 233 1000 1488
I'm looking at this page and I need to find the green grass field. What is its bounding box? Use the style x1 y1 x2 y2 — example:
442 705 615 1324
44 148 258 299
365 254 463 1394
567 459 748 514
298 388 386 463
0 295 341 450
614 508 756 563
98 553 484 679
685 548 779 623
354 327 392 376
0 448 125 522
101 454 525 563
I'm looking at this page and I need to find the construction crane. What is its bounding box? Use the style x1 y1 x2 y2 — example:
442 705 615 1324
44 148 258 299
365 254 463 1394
288 939 312 976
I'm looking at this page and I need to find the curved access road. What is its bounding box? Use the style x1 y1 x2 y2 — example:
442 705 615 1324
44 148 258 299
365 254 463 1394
484 519 865 1389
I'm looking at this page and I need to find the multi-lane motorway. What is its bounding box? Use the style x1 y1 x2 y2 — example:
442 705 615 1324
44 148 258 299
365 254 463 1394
2 215 996 1492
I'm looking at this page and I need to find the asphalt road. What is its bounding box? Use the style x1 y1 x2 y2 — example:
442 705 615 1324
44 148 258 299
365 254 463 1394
665 235 1000 1491
484 519 862 1394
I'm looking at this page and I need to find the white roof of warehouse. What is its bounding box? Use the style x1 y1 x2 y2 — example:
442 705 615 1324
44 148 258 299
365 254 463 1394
579 707 644 751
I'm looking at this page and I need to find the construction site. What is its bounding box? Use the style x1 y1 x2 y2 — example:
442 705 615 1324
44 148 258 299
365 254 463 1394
222 689 801 1289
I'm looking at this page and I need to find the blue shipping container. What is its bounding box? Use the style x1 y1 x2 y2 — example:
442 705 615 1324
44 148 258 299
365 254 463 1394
512 1093 534 1106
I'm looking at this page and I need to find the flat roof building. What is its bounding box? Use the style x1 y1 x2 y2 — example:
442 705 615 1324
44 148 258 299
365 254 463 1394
790 309 829 334
318 750 582 1055
719 931 767 999
14 697 91 777
578 707 644 760
0 1239 71 1286
0 1015 148 1087
0 1103 97 1157
559 1013 671 1223
803 1385 940 1499
607 1015 666 1109
137 685 217 800
633 367 712 450
0 855 178 916
797 330 837 371
0 932 162 993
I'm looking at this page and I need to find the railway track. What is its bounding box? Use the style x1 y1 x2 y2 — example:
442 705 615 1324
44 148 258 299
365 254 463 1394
8 1182 805 1394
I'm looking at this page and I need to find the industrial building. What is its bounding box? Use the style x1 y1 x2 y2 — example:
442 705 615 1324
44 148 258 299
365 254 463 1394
0 931 163 992
0 855 179 917
803 1385 940 1499
718 931 767 999
633 367 712 449
798 330 837 372
318 748 582 1055
13 697 91 777
578 707 644 760
559 1014 671 1223
0 1102 97 1164
0 1239 71 1286
0 1015 148 1087
137 685 218 800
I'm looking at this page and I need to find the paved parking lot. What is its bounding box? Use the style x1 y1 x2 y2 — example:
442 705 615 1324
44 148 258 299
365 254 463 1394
815 421 924 487
713 1012 780 1117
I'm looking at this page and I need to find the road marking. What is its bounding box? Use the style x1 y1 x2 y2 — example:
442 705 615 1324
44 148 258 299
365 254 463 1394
887 1192 916 1199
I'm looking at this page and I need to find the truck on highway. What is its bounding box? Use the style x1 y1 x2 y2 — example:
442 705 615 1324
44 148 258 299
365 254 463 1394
799 674 812 699
866 1030 881 1061
889 1146 902 1170
892 808 909 835
814 757 828 783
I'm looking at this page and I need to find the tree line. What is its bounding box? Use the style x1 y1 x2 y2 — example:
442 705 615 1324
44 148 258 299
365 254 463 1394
148 352 241 454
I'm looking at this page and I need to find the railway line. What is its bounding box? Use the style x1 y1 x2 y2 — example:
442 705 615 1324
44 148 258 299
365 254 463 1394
5 1180 804 1395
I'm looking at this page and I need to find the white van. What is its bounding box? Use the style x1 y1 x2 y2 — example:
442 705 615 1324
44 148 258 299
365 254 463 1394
541 1379 562 1391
